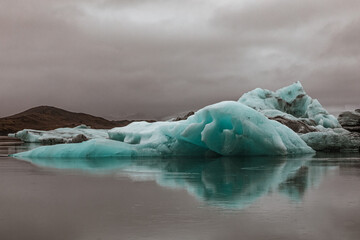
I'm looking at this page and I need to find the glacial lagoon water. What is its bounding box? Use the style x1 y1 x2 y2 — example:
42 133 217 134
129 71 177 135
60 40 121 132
1 142 360 240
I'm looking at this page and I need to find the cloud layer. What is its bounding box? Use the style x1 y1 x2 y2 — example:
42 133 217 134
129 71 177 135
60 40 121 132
1 0 359 119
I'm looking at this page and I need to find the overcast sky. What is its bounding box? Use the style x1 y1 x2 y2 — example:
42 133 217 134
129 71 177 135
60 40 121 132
1 0 359 119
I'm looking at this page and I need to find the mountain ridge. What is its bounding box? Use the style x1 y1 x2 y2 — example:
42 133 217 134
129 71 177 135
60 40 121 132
0 105 148 135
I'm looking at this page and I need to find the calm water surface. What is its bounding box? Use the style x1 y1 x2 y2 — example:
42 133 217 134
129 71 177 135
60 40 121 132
1 142 360 240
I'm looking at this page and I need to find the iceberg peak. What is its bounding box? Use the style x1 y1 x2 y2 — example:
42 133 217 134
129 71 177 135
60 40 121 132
275 81 305 103
238 81 340 128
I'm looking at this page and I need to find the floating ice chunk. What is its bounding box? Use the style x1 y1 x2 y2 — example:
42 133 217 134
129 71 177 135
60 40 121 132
300 128 360 152
13 101 314 159
9 125 108 144
238 82 340 128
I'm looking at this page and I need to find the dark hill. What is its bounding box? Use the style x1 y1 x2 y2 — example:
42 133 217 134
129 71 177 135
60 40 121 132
0 106 137 135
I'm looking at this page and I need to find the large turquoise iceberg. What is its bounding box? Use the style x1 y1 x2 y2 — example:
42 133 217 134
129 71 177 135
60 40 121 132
13 101 314 159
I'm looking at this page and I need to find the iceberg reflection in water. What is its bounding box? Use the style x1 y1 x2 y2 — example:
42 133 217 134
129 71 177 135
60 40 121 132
20 154 334 209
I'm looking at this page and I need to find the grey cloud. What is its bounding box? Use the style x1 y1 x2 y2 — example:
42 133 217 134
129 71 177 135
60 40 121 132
213 0 360 31
325 18 360 57
0 0 359 119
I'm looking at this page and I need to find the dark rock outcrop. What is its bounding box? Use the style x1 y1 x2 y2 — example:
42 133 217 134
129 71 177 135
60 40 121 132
268 116 317 134
338 109 360 132
174 111 195 121
40 134 89 145
0 106 155 135
71 134 89 143
300 131 360 152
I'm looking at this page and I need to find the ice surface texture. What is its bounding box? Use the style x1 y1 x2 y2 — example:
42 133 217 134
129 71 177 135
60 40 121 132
237 82 360 151
300 127 360 152
238 82 340 129
13 101 314 159
9 125 108 144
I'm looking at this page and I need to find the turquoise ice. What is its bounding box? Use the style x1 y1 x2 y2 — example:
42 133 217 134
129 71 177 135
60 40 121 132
13 101 314 159
238 81 340 128
236 82 360 151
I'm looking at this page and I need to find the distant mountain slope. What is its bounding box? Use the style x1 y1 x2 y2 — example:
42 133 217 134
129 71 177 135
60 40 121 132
0 106 134 135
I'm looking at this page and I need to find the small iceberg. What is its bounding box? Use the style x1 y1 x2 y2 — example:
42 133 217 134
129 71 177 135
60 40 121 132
9 125 108 144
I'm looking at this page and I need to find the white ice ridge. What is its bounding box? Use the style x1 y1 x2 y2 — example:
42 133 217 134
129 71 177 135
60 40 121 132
9 125 108 144
13 101 314 159
238 81 340 129
237 82 360 151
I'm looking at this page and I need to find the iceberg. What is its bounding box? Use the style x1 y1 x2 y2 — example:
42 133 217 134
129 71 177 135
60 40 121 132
238 82 360 152
9 125 108 144
300 127 360 152
238 81 340 129
13 101 314 159
12 82 359 159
